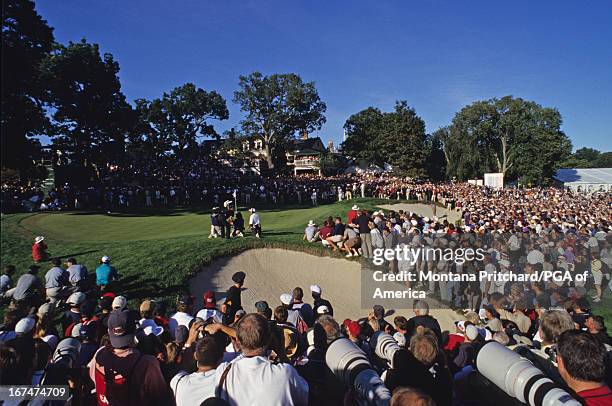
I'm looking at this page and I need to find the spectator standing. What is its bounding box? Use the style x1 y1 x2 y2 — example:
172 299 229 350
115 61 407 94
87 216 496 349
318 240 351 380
89 309 168 405
32 236 48 263
248 208 261 238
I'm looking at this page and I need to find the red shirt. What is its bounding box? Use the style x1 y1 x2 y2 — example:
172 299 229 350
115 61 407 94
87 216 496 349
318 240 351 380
319 226 333 239
347 210 359 225
32 242 47 262
578 385 612 406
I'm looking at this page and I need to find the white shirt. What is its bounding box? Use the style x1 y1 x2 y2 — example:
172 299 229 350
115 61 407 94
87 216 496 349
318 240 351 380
168 312 194 338
171 370 216 406
249 213 261 226
215 355 308 406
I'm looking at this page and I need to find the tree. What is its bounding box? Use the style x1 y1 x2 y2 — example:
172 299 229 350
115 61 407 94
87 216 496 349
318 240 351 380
41 40 134 167
341 101 427 176
573 147 600 163
1 0 54 178
379 101 427 176
342 107 385 164
444 96 572 184
132 83 228 161
233 72 326 169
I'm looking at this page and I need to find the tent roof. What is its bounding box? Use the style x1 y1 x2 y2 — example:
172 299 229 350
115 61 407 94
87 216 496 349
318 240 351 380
554 168 612 184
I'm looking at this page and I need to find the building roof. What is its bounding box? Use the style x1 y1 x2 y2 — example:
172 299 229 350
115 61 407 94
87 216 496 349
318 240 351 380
288 137 327 155
554 168 612 184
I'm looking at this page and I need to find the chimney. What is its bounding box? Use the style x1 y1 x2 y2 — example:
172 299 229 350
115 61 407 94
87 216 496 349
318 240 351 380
300 130 309 140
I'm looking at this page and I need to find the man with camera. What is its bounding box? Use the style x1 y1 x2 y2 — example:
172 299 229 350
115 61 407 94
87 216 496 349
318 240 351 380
557 330 612 405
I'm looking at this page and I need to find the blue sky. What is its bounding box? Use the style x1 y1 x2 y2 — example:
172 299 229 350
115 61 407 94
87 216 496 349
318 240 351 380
36 0 612 151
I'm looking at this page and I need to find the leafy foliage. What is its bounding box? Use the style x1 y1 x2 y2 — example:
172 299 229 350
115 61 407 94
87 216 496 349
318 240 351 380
441 96 572 184
233 72 326 169
1 0 54 177
341 101 427 177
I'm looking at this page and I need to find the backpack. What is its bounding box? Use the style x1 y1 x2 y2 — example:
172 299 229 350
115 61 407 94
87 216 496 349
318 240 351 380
93 346 143 406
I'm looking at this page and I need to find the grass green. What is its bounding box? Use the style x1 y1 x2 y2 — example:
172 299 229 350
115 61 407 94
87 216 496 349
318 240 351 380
1 198 610 324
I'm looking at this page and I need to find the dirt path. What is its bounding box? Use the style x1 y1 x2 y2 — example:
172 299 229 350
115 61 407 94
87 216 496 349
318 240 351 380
189 248 461 332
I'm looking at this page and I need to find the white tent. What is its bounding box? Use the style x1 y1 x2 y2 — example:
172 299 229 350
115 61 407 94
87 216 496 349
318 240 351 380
554 168 612 193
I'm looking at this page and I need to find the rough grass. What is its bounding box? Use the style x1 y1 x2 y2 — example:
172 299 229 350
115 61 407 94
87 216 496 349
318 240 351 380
2 198 610 324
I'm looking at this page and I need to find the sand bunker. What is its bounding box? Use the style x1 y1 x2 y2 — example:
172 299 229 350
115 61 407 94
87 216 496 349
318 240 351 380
189 248 460 332
377 202 461 224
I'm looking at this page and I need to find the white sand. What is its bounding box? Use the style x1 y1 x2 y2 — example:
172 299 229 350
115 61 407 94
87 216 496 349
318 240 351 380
188 248 461 332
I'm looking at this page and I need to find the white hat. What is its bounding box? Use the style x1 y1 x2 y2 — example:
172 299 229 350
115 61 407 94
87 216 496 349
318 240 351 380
112 295 127 310
316 305 329 314
249 208 256 213
455 320 467 333
37 302 56 318
280 293 293 306
411 219 418 226
393 332 406 347
351 205 359 210
465 324 479 341
34 236 45 244
223 200 232 208
15 317 36 334
140 318 164 336
71 323 83 338
499 259 510 268
310 285 322 294
307 220 316 227
101 255 110 263
67 292 86 307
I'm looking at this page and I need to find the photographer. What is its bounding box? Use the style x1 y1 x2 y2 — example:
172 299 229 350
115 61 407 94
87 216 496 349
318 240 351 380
557 330 612 405
171 332 226 406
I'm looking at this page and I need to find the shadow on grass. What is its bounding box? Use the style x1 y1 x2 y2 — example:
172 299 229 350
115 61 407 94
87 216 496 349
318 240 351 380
112 274 185 301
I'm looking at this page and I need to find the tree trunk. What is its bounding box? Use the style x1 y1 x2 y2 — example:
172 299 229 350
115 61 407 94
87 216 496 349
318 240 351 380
264 143 274 169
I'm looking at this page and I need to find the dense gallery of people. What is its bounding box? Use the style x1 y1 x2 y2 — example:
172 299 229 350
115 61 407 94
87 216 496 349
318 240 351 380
1 164 612 405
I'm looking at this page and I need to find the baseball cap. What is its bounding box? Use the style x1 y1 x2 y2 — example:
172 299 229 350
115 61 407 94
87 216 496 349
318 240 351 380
37 302 55 318
99 296 114 312
15 317 36 334
112 296 128 310
280 293 293 306
174 325 189 345
178 294 194 307
203 291 216 309
255 300 270 313
455 320 467 333
344 320 361 337
465 324 479 341
310 285 322 295
232 271 246 284
107 310 138 348
101 255 110 263
67 292 86 307
393 332 406 347
52 338 81 366
316 305 329 314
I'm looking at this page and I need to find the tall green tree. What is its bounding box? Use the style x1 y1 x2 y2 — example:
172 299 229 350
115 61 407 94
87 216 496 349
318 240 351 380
132 83 228 162
445 96 572 184
342 101 427 176
1 0 54 178
41 40 134 167
342 107 385 164
233 72 326 169
379 101 427 176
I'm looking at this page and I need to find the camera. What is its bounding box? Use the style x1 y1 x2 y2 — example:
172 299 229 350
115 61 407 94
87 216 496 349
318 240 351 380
325 337 391 406
370 331 401 368
476 341 580 406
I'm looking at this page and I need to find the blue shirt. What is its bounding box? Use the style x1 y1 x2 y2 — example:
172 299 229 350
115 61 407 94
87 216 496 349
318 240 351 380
96 263 118 286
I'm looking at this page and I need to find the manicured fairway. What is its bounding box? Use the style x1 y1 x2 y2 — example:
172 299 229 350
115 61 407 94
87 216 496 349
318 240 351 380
0 199 385 301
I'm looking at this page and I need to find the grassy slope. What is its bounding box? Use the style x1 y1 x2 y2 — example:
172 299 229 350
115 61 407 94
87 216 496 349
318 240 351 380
2 198 610 323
